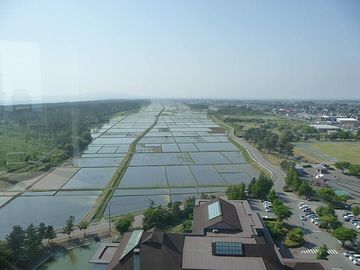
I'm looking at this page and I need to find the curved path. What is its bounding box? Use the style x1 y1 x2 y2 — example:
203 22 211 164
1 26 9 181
211 115 286 190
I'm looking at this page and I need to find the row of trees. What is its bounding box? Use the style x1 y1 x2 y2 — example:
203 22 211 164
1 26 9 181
142 198 195 231
244 127 294 156
283 162 313 198
226 173 273 200
325 130 360 141
335 161 360 176
0 223 56 268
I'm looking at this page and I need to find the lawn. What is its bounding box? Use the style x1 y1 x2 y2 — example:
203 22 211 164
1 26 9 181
0 134 50 170
293 141 360 165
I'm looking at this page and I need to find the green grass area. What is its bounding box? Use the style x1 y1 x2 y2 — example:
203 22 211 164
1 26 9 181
0 133 50 171
294 141 360 164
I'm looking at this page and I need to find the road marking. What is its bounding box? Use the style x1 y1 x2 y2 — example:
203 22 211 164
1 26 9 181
300 249 338 255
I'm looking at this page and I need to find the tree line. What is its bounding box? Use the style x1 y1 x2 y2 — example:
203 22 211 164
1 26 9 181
0 223 56 269
244 127 294 156
226 173 273 200
335 161 360 176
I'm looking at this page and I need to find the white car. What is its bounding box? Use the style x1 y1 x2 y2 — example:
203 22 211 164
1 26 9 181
349 254 360 261
299 202 305 206
299 204 308 209
343 250 356 257
311 218 319 223
354 258 360 265
263 201 270 205
356 224 360 229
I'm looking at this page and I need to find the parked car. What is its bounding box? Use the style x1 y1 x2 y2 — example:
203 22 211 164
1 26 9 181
353 259 360 265
265 207 273 212
299 202 305 206
311 218 320 224
307 214 317 219
299 204 308 209
299 214 307 221
349 254 360 261
303 208 312 212
353 221 360 226
351 219 360 225
344 214 354 221
263 201 270 205
343 250 356 257
305 212 316 217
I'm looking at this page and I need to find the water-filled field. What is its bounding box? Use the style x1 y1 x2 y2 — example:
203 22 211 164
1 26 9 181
0 103 260 238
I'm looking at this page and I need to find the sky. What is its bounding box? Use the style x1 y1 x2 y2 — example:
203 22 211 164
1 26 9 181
0 0 359 103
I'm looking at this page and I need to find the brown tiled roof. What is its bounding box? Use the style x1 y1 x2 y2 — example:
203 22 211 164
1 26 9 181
192 198 242 234
108 228 184 270
283 261 327 270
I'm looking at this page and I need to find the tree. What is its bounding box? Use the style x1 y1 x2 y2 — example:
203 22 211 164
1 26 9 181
268 189 277 203
334 162 351 173
142 206 168 230
353 205 360 216
78 221 89 238
63 216 75 238
0 241 11 269
285 228 304 247
318 188 337 205
316 206 335 217
115 214 134 235
181 220 192 232
252 173 273 199
316 244 329 260
24 224 42 262
349 164 360 176
37 222 47 240
183 197 195 219
273 203 292 222
297 181 313 198
332 227 357 246
226 184 246 200
319 215 339 230
45 226 56 244
287 228 304 243
6 225 25 261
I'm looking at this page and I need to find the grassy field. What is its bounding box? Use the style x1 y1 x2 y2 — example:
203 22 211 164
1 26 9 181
294 141 360 164
0 134 50 171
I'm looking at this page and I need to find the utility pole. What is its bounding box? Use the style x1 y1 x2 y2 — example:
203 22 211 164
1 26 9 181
108 202 111 234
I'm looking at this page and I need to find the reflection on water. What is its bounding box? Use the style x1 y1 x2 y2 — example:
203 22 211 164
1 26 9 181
38 242 101 270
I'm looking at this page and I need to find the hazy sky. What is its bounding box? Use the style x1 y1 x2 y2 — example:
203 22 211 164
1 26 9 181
0 0 359 102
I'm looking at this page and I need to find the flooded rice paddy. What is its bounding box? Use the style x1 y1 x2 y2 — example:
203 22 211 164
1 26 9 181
0 103 259 239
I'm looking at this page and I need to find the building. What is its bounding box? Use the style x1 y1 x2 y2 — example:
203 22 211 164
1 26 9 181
310 124 340 132
336 117 358 125
91 198 329 270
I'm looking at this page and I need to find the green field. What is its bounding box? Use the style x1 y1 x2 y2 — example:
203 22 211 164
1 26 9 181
0 134 50 171
294 141 360 164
